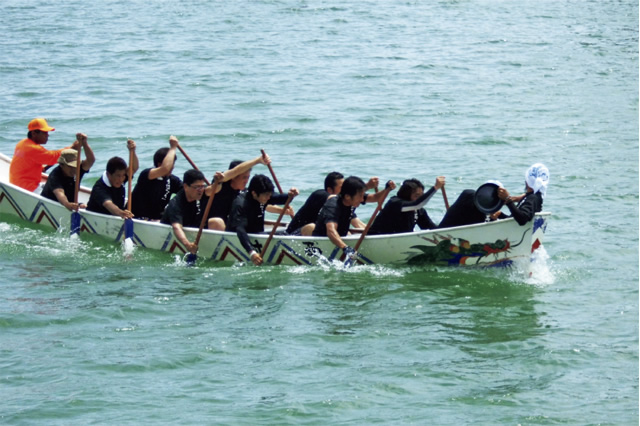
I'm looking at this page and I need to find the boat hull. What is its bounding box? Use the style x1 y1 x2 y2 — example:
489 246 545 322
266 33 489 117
0 152 549 267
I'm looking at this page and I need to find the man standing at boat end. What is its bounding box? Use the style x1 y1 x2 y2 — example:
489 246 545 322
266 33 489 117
9 118 81 193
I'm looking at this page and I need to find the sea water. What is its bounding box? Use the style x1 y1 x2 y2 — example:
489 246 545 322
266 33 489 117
0 1 637 424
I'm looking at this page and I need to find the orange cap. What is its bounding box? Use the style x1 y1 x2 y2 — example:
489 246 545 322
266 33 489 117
28 118 55 132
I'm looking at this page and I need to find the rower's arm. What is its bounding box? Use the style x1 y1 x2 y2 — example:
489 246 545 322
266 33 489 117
204 172 225 196
326 222 347 250
148 137 177 180
77 133 96 171
222 155 269 182
171 222 197 254
350 217 366 229
102 200 133 219
266 204 295 216
53 188 76 211
364 181 397 204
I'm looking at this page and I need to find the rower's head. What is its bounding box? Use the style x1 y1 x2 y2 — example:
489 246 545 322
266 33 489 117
340 176 367 208
228 159 251 191
27 118 54 145
324 171 344 195
106 157 128 188
154 147 177 173
249 174 274 204
183 169 207 201
524 163 549 199
58 149 79 178
398 179 424 202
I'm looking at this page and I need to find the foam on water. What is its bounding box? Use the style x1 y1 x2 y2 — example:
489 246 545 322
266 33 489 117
286 260 406 278
122 237 136 259
525 245 555 286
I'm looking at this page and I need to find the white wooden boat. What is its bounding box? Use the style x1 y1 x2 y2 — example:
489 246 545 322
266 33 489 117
0 152 550 267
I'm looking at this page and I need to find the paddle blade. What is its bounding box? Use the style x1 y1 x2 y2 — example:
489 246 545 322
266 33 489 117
185 252 198 266
124 218 134 240
70 211 81 236
343 247 358 268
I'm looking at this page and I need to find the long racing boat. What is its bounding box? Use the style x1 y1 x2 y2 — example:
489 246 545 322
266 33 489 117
0 152 550 268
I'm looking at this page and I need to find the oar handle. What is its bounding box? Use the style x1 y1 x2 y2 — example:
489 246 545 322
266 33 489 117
260 193 295 259
260 149 284 194
74 144 82 206
178 144 211 185
194 178 220 247
441 186 450 210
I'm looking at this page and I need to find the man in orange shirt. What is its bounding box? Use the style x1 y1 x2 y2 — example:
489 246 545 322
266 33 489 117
9 118 80 192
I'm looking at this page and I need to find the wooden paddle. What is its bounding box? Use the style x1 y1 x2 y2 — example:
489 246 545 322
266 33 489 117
70 143 82 235
442 186 450 210
185 178 221 265
177 143 210 185
260 149 283 193
259 193 296 262
344 184 393 267
260 149 294 219
124 148 134 241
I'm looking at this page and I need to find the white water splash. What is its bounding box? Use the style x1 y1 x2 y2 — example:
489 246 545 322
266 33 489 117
285 252 406 277
345 263 406 277
122 238 136 259
525 245 555 285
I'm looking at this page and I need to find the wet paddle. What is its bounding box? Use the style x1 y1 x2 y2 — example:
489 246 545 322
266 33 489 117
442 186 450 210
260 149 294 219
124 148 134 242
344 184 393 267
177 143 210 185
70 143 82 235
185 178 221 265
259 193 296 262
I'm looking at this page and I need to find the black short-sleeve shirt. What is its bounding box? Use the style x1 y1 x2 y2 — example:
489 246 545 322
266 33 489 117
41 165 89 204
369 189 438 235
160 189 204 228
87 174 128 215
286 189 329 234
312 196 356 237
131 168 182 220
207 181 241 222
